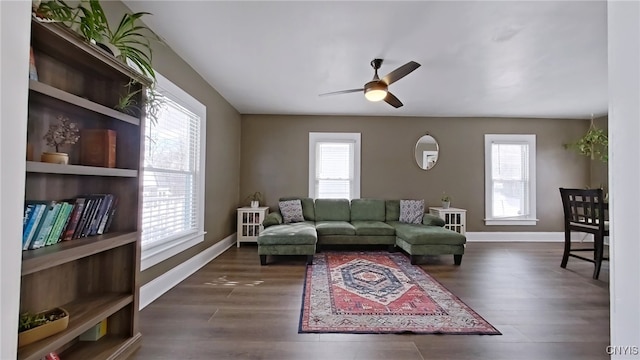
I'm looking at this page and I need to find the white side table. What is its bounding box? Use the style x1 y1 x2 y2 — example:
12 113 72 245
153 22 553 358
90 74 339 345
428 207 467 235
237 207 269 247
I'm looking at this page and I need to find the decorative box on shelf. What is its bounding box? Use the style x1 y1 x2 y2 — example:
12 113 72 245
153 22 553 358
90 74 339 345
237 207 269 247
80 129 116 167
429 207 467 235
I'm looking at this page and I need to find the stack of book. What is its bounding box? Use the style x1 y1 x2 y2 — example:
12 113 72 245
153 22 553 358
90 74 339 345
22 194 119 251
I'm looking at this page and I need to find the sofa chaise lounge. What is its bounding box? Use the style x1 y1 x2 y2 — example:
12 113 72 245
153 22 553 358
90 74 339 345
257 198 466 265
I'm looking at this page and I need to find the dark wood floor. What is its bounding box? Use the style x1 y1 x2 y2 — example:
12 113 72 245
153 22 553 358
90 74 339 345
129 242 610 360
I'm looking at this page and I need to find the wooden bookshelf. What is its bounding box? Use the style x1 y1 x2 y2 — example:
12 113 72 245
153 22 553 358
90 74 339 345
19 19 149 359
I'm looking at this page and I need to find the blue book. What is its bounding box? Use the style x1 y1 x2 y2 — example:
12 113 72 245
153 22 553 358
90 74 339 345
30 202 61 249
22 204 45 250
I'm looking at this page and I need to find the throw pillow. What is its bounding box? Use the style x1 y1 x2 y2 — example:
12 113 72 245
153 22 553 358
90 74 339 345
399 199 424 224
279 199 305 224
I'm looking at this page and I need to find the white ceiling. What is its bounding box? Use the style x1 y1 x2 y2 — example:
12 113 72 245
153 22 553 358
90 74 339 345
125 1 608 119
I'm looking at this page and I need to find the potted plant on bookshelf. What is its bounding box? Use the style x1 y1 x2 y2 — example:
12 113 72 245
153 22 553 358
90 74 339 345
35 0 159 81
441 192 451 209
18 307 69 347
246 191 264 208
41 115 80 165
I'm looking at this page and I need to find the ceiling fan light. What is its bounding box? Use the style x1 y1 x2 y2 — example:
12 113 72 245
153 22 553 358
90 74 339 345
364 82 388 102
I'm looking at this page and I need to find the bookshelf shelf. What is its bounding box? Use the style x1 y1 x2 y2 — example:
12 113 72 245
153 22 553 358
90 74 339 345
60 334 142 360
26 161 138 177
17 294 134 360
29 80 140 125
21 232 138 275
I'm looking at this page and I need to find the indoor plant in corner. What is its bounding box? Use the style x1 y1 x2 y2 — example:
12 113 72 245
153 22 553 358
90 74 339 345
18 307 69 347
246 192 264 208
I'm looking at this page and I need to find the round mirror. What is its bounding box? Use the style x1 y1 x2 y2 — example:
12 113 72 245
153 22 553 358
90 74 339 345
415 134 439 170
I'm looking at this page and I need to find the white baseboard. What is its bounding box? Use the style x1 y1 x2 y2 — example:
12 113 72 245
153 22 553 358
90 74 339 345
466 231 594 242
139 233 236 310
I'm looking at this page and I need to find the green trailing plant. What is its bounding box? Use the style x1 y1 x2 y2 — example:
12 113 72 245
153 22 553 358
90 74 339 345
76 0 108 44
441 192 451 202
563 118 608 162
115 80 142 114
34 0 80 26
36 0 159 81
115 80 166 127
105 11 157 80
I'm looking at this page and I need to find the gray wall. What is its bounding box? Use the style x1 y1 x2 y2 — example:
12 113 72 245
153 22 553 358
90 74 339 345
241 115 591 232
103 2 241 285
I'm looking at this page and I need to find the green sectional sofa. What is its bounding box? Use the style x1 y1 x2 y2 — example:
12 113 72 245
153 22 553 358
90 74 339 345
257 197 466 265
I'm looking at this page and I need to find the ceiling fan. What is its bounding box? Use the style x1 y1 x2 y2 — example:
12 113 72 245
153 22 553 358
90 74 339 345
319 59 421 108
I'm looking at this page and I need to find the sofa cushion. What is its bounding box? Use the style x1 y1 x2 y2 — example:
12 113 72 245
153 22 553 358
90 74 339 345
399 199 424 224
279 199 305 223
351 221 396 236
279 197 315 221
315 221 356 236
315 199 351 221
351 199 385 221
257 222 317 245
389 221 466 245
262 211 283 228
385 200 400 221
422 213 445 227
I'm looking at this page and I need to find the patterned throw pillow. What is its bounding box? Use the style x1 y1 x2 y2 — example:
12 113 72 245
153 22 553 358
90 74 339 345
399 199 424 224
279 199 305 224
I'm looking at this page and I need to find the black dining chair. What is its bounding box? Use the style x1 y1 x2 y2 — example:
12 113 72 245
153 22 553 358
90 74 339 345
559 188 609 279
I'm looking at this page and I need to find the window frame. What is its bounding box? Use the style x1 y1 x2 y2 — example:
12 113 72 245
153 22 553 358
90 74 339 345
308 132 361 200
484 134 538 226
140 72 207 270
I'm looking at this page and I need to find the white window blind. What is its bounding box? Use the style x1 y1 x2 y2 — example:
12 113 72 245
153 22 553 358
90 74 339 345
141 72 206 266
484 134 537 225
316 142 353 199
491 142 529 218
309 132 361 200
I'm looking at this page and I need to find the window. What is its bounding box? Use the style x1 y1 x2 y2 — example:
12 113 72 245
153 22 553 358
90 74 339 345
309 132 361 199
484 134 537 225
141 72 206 270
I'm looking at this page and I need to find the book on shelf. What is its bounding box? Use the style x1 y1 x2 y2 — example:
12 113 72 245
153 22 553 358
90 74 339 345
29 201 60 249
61 197 86 241
44 201 73 246
22 194 119 251
22 202 47 250
28 46 38 81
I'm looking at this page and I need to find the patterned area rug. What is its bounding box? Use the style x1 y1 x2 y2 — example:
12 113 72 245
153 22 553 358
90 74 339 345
299 252 501 335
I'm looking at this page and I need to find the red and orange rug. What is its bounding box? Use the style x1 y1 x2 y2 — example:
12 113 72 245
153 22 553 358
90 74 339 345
299 252 501 335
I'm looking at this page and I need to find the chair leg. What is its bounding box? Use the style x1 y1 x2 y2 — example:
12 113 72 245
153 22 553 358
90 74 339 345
259 255 267 266
388 245 396 253
306 255 313 265
410 255 418 265
454 254 462 266
593 235 604 279
561 229 571 268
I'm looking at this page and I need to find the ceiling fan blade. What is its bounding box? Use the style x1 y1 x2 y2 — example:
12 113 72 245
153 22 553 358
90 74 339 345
381 61 421 85
319 88 363 97
384 92 403 108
